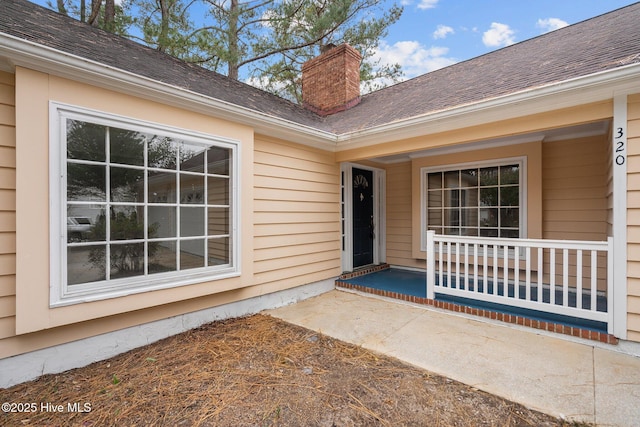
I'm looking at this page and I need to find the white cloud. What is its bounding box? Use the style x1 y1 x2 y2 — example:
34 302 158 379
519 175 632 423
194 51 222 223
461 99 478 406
401 0 439 9
370 40 457 83
536 17 568 33
482 22 515 47
417 0 439 9
433 25 454 39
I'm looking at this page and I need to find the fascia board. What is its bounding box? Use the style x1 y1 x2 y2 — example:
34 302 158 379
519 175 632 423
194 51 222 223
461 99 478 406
0 33 338 149
337 62 640 149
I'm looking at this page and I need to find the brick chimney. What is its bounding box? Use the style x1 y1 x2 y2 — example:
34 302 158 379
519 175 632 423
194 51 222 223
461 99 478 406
302 44 362 116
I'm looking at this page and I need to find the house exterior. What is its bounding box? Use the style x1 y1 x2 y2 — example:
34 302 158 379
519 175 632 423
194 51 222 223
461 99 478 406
0 0 639 387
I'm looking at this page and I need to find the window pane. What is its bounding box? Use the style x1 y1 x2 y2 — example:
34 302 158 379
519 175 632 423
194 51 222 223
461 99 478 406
149 241 176 274
67 163 105 202
444 171 459 188
500 165 519 185
110 206 144 240
148 171 176 203
180 174 205 204
179 142 206 173
208 207 230 236
427 190 442 207
180 207 205 237
444 189 460 207
480 228 498 237
444 227 460 235
180 239 205 270
500 186 519 207
110 128 145 166
480 208 498 227
148 136 178 169
111 167 144 203
109 243 144 279
427 172 442 189
208 237 230 265
461 227 478 237
67 245 106 285
428 208 442 226
443 208 460 226
500 229 519 238
67 206 104 242
460 188 478 207
500 208 519 227
480 167 498 186
480 187 498 207
207 147 230 175
148 206 176 238
67 120 106 162
208 177 230 205
460 169 478 187
461 208 478 227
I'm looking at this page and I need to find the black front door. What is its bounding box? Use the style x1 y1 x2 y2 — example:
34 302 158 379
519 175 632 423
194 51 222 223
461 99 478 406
352 168 374 268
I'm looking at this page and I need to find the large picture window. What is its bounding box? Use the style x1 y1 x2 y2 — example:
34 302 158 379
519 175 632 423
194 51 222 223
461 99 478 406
51 104 239 304
422 158 525 242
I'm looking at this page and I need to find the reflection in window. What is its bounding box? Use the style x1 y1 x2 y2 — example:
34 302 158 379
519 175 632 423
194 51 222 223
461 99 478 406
63 117 235 292
426 162 521 238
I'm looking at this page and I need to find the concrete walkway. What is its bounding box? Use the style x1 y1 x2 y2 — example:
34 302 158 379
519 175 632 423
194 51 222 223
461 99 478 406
266 290 640 426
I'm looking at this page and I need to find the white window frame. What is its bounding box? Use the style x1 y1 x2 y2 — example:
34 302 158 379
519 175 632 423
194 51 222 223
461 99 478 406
49 102 241 306
420 156 527 251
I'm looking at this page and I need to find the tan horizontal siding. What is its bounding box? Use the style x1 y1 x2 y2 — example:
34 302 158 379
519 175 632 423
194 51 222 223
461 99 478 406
253 136 340 287
255 222 339 236
627 93 640 339
0 71 15 342
0 274 15 297
542 136 608 242
254 231 337 250
385 161 423 268
0 316 15 340
254 163 336 184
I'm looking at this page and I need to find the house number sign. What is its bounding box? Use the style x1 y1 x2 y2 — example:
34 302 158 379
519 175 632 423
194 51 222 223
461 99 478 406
615 126 626 166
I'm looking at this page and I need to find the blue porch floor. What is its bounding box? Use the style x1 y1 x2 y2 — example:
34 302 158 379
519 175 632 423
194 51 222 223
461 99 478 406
337 267 608 333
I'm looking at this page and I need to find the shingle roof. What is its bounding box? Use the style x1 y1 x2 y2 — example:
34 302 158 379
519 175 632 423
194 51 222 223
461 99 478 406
324 1 640 134
1 0 639 136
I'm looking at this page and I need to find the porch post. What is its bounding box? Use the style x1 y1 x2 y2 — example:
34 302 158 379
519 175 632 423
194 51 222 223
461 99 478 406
612 94 628 339
426 230 435 300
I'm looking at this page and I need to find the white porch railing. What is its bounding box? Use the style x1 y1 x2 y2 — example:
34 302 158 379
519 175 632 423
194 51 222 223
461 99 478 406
425 231 613 334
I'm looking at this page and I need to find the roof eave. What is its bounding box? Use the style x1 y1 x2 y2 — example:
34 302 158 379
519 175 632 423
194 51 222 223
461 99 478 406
0 32 339 149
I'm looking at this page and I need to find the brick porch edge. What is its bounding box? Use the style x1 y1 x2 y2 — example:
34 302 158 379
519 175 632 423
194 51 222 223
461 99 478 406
336 276 619 346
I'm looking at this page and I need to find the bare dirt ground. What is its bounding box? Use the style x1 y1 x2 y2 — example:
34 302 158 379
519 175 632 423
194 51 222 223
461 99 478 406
0 314 584 426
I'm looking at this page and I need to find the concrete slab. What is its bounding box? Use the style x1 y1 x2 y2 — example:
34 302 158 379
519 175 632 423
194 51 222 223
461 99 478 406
593 348 640 426
266 290 640 426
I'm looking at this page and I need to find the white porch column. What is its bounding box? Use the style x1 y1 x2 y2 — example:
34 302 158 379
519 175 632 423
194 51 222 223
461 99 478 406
426 230 435 300
612 94 628 339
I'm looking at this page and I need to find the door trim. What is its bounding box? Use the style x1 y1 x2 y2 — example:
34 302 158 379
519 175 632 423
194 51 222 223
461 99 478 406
341 163 386 272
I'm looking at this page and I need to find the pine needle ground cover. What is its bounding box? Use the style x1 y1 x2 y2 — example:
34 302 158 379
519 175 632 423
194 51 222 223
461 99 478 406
0 315 579 426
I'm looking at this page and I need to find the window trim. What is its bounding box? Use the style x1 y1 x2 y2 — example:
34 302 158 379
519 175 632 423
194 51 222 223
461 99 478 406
420 156 527 252
49 102 241 306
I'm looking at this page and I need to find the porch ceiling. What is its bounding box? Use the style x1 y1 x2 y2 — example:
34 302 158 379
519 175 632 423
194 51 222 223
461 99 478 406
369 120 611 164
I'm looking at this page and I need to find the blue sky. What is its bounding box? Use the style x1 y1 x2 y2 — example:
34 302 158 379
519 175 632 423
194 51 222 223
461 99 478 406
374 0 638 80
28 0 638 83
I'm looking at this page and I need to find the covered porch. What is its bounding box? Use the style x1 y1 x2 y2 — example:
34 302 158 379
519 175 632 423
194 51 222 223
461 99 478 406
338 108 628 340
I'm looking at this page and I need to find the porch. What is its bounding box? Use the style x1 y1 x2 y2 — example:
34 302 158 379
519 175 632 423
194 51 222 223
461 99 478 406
337 232 618 343
266 290 640 426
